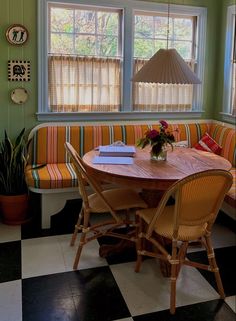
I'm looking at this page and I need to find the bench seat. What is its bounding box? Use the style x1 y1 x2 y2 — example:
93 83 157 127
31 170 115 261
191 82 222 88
25 121 235 228
26 163 78 189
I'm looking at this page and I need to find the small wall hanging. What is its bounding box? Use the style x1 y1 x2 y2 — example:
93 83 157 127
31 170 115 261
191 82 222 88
8 60 30 81
6 24 28 45
10 88 29 104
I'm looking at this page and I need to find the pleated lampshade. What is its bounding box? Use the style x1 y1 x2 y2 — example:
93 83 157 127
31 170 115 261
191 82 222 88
132 48 201 84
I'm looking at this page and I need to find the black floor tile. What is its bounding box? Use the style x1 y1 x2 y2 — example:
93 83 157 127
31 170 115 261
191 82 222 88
98 227 137 265
187 246 236 297
216 211 236 234
0 240 21 283
133 299 235 321
22 267 131 321
21 195 82 239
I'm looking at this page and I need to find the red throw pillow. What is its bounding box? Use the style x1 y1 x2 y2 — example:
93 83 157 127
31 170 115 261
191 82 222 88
194 133 222 155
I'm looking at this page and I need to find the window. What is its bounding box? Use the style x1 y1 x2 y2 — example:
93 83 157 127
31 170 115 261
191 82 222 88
38 1 206 121
48 4 122 112
223 5 236 119
133 12 197 112
233 31 236 115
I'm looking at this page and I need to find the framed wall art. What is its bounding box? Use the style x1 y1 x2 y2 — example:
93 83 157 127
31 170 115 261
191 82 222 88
8 60 30 81
6 24 28 45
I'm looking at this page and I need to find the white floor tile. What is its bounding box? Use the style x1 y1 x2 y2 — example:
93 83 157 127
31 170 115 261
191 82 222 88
22 235 67 278
111 259 219 316
58 234 108 271
22 234 108 278
0 222 21 243
225 296 236 313
0 280 22 321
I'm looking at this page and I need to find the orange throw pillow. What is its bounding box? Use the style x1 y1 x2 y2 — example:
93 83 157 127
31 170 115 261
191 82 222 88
194 133 222 155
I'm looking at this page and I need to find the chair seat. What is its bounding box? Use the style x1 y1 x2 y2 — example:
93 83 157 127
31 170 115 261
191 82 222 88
137 206 207 241
89 188 147 213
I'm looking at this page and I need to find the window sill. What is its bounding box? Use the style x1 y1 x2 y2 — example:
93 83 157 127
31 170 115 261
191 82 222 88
37 111 203 122
220 112 236 124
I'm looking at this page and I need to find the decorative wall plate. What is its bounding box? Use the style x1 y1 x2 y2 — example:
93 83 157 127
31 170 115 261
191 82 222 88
10 88 28 104
6 24 28 45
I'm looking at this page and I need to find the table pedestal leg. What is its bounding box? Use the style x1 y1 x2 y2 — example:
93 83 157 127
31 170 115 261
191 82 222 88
141 189 165 207
98 189 174 277
99 238 134 257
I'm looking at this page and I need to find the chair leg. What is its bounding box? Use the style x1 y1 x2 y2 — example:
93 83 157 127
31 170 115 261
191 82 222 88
70 207 84 246
176 241 188 277
204 235 225 298
73 210 89 270
170 240 179 315
135 215 143 273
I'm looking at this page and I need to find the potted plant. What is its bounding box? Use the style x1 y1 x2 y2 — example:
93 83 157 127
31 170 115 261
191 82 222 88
0 128 29 224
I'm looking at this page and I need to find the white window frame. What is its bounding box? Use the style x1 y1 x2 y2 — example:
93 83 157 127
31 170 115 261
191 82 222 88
221 5 236 123
38 0 207 121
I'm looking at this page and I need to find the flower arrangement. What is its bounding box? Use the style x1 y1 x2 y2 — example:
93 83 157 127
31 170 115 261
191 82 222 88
137 120 176 160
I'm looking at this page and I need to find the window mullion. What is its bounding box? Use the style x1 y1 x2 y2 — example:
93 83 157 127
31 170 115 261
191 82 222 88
73 9 76 54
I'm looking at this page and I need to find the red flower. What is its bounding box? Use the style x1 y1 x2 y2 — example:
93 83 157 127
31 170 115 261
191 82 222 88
146 129 159 140
159 120 168 129
136 120 176 152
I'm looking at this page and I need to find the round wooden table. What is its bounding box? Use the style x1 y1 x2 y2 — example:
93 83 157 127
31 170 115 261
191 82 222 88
83 147 231 205
83 147 231 275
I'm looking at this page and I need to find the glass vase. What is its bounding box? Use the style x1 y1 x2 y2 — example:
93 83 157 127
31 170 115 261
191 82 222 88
150 148 167 161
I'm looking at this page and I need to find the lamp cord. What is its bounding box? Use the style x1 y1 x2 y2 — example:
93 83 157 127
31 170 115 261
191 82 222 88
167 2 170 49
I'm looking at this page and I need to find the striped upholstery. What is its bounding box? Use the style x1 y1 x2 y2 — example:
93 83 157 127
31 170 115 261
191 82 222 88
25 163 78 189
27 123 211 166
224 168 236 207
25 122 235 208
209 123 236 167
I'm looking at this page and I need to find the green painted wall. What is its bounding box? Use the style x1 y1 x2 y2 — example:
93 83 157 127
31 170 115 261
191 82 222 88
0 0 37 141
0 0 228 141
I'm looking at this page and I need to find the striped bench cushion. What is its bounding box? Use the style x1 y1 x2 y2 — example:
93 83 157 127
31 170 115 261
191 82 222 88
25 163 78 189
224 168 236 207
209 124 236 167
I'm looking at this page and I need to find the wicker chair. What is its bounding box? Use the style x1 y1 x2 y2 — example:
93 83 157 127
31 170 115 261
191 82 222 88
135 169 233 314
65 142 148 270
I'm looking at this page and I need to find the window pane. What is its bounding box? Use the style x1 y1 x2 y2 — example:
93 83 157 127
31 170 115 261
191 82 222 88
97 12 119 36
75 10 95 33
51 8 73 33
172 41 192 59
173 18 193 41
154 16 168 38
51 34 73 53
155 40 168 51
135 15 153 39
97 36 118 56
134 39 154 58
75 35 96 55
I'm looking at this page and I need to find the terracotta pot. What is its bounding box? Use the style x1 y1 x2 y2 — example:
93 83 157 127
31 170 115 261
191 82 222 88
0 194 29 225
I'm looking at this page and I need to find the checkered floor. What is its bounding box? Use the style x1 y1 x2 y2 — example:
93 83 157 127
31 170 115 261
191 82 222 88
0 196 235 321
